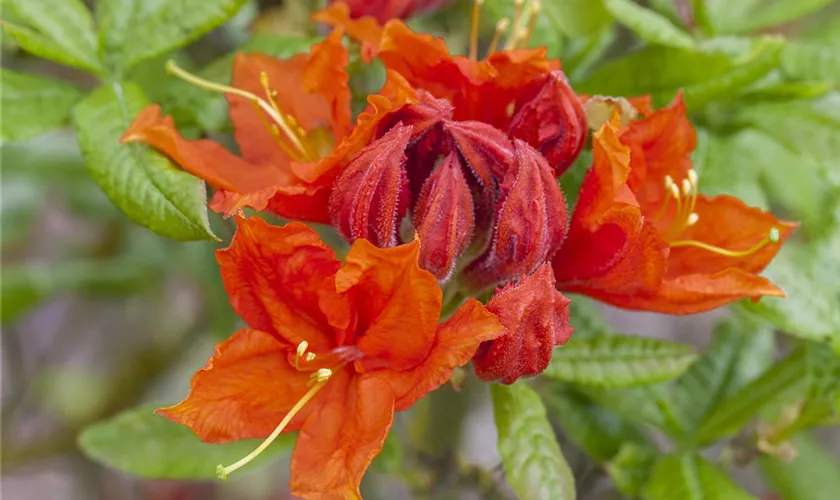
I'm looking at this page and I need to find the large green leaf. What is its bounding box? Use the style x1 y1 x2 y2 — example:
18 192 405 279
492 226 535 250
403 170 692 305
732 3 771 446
602 0 694 48
583 383 685 437
492 383 576 500
741 228 840 349
691 128 770 210
579 36 783 108
2 0 103 74
738 0 836 33
543 387 651 463
1 69 84 142
162 35 321 131
544 335 697 387
95 0 248 74
759 434 840 500
607 443 659 498
1 258 156 324
79 404 293 479
72 82 218 241
643 453 755 500
671 315 775 431
782 41 840 85
691 347 808 446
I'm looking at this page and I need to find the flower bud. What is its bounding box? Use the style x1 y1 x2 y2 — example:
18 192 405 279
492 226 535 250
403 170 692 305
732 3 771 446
329 124 412 247
508 70 587 176
463 139 568 290
413 152 475 281
444 119 514 192
473 263 573 384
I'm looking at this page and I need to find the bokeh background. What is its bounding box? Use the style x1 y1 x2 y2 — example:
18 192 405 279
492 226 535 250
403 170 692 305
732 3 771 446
3 0 840 499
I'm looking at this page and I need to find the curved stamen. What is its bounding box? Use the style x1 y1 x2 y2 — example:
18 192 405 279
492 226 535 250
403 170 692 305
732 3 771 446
469 0 485 60
216 368 333 480
521 0 542 48
488 18 510 54
504 0 526 50
670 227 781 258
165 60 308 161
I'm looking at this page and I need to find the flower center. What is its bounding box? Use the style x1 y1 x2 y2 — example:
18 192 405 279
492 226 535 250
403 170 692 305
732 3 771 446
654 169 781 258
215 341 332 481
165 60 319 163
469 0 542 60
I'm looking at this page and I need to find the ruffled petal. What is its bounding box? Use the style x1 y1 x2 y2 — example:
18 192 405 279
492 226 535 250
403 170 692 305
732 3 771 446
583 268 786 315
666 194 798 278
335 238 442 370
290 375 395 500
120 105 283 193
313 3 384 62
157 329 333 442
382 298 504 411
216 216 348 352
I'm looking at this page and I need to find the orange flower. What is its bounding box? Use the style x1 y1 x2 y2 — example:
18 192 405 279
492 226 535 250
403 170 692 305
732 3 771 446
159 216 503 498
121 31 413 222
552 94 798 314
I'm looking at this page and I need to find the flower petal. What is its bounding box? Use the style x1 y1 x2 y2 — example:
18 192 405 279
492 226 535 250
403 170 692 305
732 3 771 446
474 263 573 384
335 238 442 370
120 105 283 193
291 375 395 500
383 298 504 411
313 3 384 62
216 216 348 352
585 268 786 315
157 329 340 442
667 194 798 278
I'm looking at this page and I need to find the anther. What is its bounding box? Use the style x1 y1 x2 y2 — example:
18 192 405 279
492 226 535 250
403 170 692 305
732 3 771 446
682 179 692 196
216 368 333 480
295 341 310 370
687 213 699 226
488 18 510 54
469 0 485 60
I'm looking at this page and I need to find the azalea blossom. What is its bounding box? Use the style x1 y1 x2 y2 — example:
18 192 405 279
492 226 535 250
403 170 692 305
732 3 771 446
552 96 797 314
159 216 503 498
121 30 411 221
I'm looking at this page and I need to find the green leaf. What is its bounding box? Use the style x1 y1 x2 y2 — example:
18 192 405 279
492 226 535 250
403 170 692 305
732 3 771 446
79 404 293 479
738 0 836 33
543 387 651 462
741 229 840 349
691 128 770 210
545 335 697 387
540 0 614 39
671 315 776 431
2 0 103 74
585 383 684 435
782 41 840 85
579 36 783 108
607 443 658 498
72 82 218 241
643 453 755 500
741 80 835 102
162 34 321 131
1 258 156 324
691 347 808 446
1 69 84 142
96 0 249 74
602 0 694 49
566 295 613 337
759 434 840 500
492 383 576 500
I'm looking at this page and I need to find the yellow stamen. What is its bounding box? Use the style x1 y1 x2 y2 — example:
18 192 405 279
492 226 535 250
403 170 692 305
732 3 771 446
165 60 309 161
295 341 310 370
670 228 781 258
504 0 526 50
488 18 510 54
469 0 485 61
654 175 675 221
521 0 541 48
216 368 333 481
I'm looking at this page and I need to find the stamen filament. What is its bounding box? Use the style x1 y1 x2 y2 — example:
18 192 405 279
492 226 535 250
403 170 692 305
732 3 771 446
165 60 309 161
216 368 333 480
670 228 781 258
654 175 675 221
488 18 510 54
521 0 541 48
504 0 526 50
469 0 485 60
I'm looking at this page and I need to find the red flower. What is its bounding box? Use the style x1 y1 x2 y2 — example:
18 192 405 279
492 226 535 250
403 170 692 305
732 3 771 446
159 216 503 498
552 95 797 314
329 90 568 289
317 3 587 173
121 31 413 222
473 263 573 384
328 0 452 24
